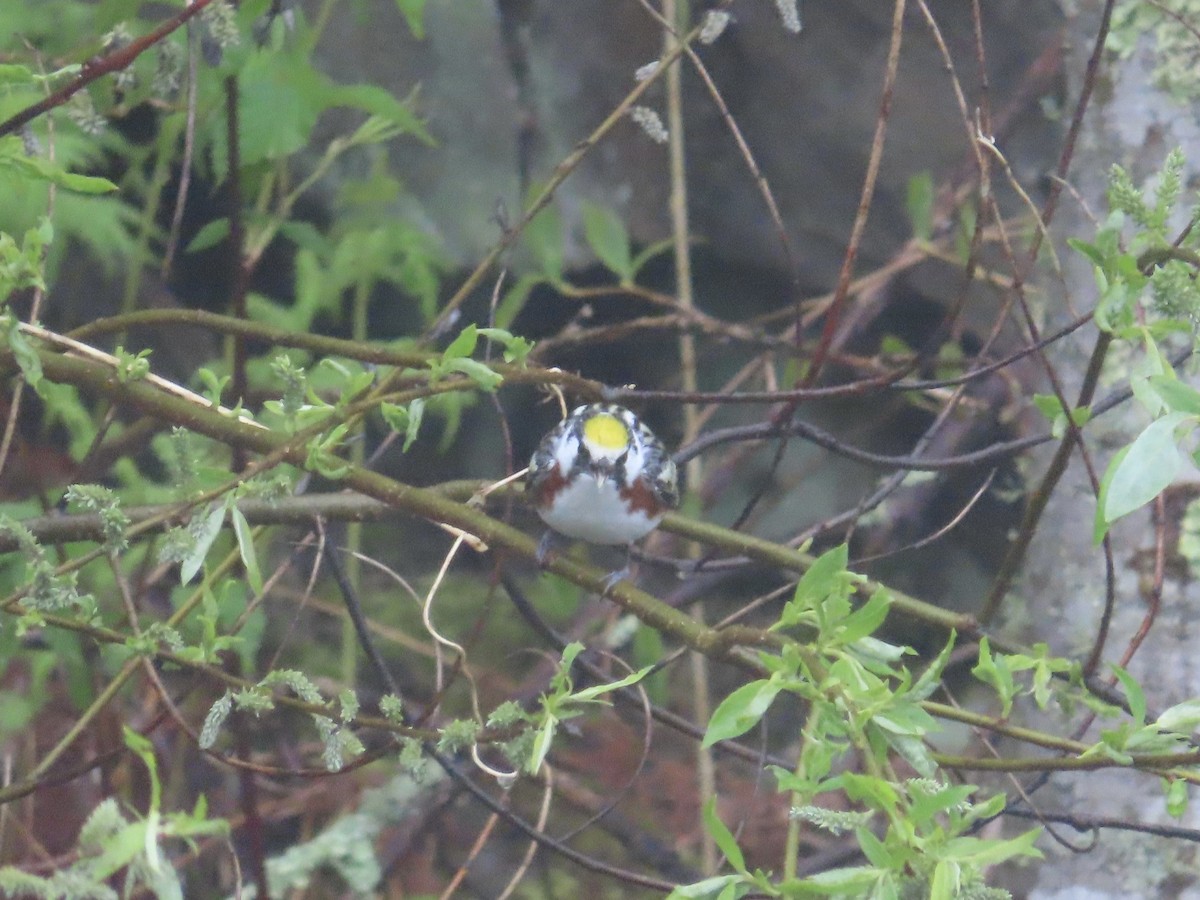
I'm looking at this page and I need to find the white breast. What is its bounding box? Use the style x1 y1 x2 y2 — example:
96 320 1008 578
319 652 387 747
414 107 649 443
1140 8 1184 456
537 471 661 545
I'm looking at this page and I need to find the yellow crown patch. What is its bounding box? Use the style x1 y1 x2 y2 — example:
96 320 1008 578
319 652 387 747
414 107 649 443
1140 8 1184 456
582 413 630 450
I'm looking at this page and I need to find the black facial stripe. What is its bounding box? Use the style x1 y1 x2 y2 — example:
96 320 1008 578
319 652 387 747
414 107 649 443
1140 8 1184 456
569 439 593 478
613 449 629 484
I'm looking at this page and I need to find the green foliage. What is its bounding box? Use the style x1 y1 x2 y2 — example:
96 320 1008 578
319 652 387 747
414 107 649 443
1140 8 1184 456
379 693 406 722
305 422 354 479
0 2 543 894
7 2 1184 896
582 201 634 282
202 670 364 772
0 218 51 301
0 135 117 195
435 717 479 756
972 639 1077 718
394 0 429 38
229 506 264 595
1031 393 1092 439
231 772 433 899
906 170 935 243
64 484 130 552
249 213 447 333
477 327 534 366
113 346 152 383
200 23 431 182
1110 2 1200 101
0 515 93 614
1071 149 1200 536
524 641 651 775
1103 412 1189 525
380 397 425 451
1 316 45 395
427 323 505 391
677 546 1043 898
199 692 233 749
0 645 56 745
0 729 227 900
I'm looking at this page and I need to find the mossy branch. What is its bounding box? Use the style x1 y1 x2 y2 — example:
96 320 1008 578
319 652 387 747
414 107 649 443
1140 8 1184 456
30 346 770 666
19 347 1156 776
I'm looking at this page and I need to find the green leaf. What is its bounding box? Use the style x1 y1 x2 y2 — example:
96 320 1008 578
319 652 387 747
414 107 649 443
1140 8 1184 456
941 827 1043 865
798 865 887 893
0 64 34 84
477 327 535 364
782 543 851 629
1094 443 1129 544
965 792 1007 823
972 638 1015 717
572 665 652 702
908 784 974 826
1067 236 1106 269
871 701 938 738
323 84 434 145
1148 375 1200 415
445 357 503 391
527 714 558 775
230 507 264 596
877 728 935 778
1103 412 1190 525
230 49 325 167
524 199 564 281
840 772 897 816
703 679 781 747
380 399 425 451
906 171 934 242
123 725 155 758
702 797 746 873
393 0 428 37
476 327 513 344
910 632 955 702
665 875 747 900
855 827 894 869
403 398 425 450
443 323 479 359
6 323 43 394
929 860 957 900
1165 777 1189 818
306 424 353 479
180 502 227 585
3 149 118 193
559 640 584 671
84 819 149 880
1111 665 1146 724
1031 392 1066 425
582 202 634 280
186 218 231 253
1156 698 1200 735
838 587 891 643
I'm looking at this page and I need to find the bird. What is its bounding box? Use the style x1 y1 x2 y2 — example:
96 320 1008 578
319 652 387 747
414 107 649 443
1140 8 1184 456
527 403 679 588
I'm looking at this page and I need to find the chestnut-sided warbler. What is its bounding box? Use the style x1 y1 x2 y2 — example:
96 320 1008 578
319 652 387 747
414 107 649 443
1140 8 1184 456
527 404 679 566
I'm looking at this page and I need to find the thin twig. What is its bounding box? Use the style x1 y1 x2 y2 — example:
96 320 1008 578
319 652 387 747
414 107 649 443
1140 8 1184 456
0 0 219 139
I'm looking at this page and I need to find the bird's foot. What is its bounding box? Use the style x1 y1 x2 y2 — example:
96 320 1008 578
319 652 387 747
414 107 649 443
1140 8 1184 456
599 545 635 596
599 564 632 596
535 530 561 568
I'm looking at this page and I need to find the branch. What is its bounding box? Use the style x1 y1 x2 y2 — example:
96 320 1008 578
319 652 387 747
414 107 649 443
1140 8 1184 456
29 347 771 667
0 0 218 139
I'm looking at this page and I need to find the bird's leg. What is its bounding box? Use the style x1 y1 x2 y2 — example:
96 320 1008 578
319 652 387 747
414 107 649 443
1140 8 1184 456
535 529 562 568
600 544 634 596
